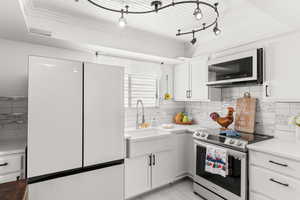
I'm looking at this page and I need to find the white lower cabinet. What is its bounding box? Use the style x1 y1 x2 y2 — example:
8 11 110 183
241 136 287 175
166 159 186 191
174 133 195 178
186 134 195 176
0 153 24 184
175 134 188 177
125 155 151 198
125 149 175 199
152 150 175 188
249 150 300 200
250 192 272 200
125 133 195 199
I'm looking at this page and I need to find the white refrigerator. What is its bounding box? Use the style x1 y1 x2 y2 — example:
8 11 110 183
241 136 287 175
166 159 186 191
27 56 124 200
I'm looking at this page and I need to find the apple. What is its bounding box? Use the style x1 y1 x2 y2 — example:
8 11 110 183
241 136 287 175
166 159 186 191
182 115 189 123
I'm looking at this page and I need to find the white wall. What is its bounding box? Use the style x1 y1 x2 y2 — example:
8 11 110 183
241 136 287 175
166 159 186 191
0 38 175 97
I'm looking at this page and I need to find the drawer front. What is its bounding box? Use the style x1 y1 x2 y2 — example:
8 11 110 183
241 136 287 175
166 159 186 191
250 192 272 200
250 151 300 179
0 154 23 175
0 172 22 184
250 166 300 200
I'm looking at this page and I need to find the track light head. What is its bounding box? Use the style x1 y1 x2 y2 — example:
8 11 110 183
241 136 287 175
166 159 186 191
213 23 221 35
190 31 197 45
193 4 203 20
118 10 127 27
191 37 197 45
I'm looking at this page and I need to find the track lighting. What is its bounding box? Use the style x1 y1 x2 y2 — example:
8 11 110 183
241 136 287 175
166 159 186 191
118 10 127 28
87 0 221 41
193 3 203 20
213 22 221 36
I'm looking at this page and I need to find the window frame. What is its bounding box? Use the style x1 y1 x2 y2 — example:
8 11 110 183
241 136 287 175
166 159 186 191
124 73 160 108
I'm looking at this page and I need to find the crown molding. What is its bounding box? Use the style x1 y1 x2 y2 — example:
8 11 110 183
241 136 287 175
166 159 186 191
22 0 184 43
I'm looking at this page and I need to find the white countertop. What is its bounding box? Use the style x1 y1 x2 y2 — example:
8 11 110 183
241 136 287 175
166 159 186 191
248 139 300 162
0 139 26 156
125 124 204 134
157 124 206 133
124 124 206 141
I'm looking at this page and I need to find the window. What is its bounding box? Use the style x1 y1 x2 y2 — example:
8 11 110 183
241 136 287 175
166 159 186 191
124 73 159 108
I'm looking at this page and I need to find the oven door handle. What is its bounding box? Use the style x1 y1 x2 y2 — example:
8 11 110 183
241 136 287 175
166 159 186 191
194 140 247 158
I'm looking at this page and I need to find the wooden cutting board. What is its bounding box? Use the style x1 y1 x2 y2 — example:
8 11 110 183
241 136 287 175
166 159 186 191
234 95 257 134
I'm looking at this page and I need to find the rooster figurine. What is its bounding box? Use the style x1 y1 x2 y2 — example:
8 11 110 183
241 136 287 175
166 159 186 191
210 107 235 130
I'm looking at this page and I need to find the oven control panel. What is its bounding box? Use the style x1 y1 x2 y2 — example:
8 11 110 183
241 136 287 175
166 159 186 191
224 138 247 149
193 131 208 140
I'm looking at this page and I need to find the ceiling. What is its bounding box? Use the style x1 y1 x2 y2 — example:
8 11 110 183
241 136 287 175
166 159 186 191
2 0 300 59
25 0 300 46
28 0 232 41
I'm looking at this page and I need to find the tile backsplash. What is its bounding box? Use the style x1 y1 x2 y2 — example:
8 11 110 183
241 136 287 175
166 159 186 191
0 97 27 141
185 86 300 141
125 100 185 128
1 86 298 142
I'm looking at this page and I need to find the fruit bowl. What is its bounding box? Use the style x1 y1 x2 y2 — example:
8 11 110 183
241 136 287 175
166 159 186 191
173 112 193 125
174 121 194 125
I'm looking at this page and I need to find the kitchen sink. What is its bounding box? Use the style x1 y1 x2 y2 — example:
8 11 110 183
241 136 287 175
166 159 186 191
125 128 174 158
125 128 171 141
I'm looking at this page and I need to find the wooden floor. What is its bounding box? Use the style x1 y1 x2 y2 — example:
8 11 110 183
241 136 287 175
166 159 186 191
130 179 203 200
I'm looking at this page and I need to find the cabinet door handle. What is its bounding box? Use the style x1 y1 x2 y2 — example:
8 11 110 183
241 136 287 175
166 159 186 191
0 162 8 167
152 154 156 166
186 90 191 99
269 160 288 167
149 155 152 166
189 90 192 98
265 85 269 97
270 178 289 187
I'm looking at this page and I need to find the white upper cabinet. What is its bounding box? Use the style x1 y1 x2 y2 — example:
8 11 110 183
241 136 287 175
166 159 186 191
174 62 190 101
190 58 209 101
264 34 300 101
84 63 124 166
28 56 83 178
174 57 209 101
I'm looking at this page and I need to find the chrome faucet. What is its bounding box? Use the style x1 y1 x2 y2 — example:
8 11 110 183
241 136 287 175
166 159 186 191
136 99 145 129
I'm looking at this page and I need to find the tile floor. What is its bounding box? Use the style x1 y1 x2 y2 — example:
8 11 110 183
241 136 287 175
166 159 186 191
130 179 203 200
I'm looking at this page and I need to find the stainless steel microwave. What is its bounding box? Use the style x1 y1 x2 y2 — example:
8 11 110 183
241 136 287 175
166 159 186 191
207 48 264 86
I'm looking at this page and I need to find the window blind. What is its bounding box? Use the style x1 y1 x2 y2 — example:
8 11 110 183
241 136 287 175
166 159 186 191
124 73 158 108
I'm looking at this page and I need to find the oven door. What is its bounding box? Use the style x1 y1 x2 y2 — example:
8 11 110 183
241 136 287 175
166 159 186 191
194 140 247 200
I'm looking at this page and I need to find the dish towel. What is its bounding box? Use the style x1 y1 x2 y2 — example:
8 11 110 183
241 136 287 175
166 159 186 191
205 145 228 177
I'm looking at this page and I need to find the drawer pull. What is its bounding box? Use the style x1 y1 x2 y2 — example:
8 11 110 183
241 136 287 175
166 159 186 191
0 162 8 167
269 160 288 167
270 178 289 187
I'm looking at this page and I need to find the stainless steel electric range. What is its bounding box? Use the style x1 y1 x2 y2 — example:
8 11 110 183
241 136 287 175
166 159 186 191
192 129 273 200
